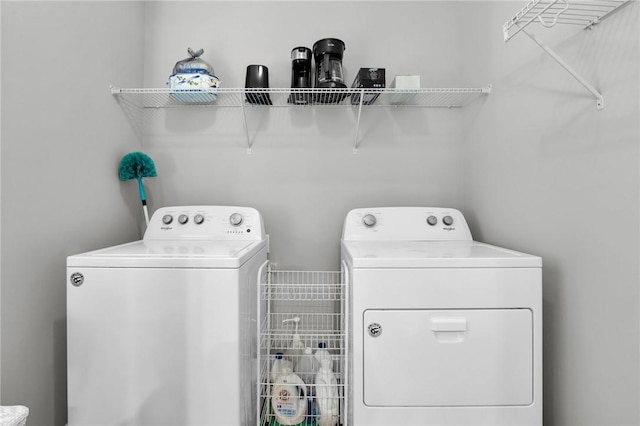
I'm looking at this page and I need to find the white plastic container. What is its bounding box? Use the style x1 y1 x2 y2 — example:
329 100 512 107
271 364 308 426
390 74 421 105
314 342 331 365
314 359 339 426
271 352 286 383
296 347 319 385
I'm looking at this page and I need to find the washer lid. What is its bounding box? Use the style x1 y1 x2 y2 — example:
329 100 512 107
341 240 541 268
67 239 267 269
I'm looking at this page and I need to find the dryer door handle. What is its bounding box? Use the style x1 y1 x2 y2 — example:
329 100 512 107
431 317 467 332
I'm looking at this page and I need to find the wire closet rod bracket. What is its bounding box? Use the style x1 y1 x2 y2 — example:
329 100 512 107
503 0 631 111
522 28 604 110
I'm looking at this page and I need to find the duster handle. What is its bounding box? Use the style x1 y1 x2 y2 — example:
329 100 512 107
137 178 150 225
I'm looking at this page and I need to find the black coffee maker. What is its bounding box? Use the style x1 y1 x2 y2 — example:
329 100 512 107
313 38 346 103
289 47 312 105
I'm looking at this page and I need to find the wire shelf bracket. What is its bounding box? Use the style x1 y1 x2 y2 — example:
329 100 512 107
503 0 631 110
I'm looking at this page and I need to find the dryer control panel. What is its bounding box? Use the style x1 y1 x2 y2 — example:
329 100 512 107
342 207 472 241
144 206 266 241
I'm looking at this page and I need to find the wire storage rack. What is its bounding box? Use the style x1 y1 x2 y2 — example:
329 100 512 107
257 268 346 426
111 87 490 109
111 86 491 153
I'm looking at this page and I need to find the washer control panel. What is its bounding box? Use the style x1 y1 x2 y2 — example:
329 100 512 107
144 206 265 241
342 207 472 241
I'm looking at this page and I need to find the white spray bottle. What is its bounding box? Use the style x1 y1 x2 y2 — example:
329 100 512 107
314 358 339 426
314 341 332 367
271 352 287 383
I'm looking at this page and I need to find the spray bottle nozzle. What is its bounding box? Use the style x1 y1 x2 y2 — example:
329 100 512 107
282 316 301 332
283 317 304 356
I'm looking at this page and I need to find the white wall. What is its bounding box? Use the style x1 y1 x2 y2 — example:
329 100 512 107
461 2 639 425
0 1 638 425
140 1 471 270
1 2 145 425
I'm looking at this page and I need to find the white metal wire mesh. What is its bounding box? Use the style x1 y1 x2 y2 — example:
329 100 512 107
503 0 630 41
258 269 345 426
112 87 489 109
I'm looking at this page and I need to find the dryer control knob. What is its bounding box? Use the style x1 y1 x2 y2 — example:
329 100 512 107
229 213 243 226
427 215 438 226
442 215 454 226
162 214 173 225
178 214 189 225
363 214 377 227
194 214 205 225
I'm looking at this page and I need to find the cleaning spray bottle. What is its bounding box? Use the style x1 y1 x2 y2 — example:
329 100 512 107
283 317 305 367
314 342 331 367
271 352 287 383
271 363 308 426
314 358 339 426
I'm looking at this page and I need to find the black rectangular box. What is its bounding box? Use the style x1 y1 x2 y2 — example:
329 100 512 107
351 68 386 105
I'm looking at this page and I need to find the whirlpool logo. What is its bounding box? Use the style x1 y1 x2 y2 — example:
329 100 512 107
70 272 84 287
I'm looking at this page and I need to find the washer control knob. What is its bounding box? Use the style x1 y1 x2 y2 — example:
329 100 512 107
178 214 189 225
162 214 173 225
194 214 205 225
363 214 377 227
442 215 454 226
229 213 243 226
426 215 438 226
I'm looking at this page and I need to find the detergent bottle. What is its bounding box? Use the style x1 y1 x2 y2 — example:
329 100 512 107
314 359 339 426
283 317 305 367
271 363 308 426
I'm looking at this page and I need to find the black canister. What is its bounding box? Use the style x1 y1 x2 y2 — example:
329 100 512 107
245 64 272 105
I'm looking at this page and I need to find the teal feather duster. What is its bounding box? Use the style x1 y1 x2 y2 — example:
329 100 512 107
118 152 157 225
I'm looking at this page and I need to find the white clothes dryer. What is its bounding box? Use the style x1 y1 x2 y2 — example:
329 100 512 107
67 206 268 426
341 207 542 426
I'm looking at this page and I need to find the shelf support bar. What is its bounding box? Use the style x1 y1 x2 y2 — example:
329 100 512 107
239 91 253 154
522 28 604 110
353 89 365 154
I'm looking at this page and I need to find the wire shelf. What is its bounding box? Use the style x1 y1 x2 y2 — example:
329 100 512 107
111 85 490 153
504 0 630 41
111 86 490 109
263 270 343 302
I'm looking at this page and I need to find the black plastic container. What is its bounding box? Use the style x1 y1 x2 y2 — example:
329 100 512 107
245 64 272 105
351 68 386 105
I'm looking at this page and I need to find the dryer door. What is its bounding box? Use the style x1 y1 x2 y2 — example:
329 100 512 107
363 309 533 407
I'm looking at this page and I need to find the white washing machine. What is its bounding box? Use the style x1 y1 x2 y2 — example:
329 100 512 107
341 207 542 426
67 206 269 426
